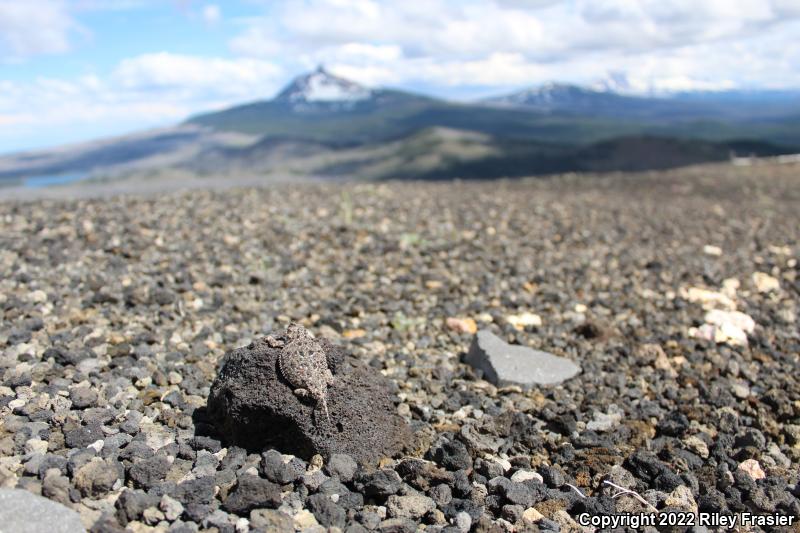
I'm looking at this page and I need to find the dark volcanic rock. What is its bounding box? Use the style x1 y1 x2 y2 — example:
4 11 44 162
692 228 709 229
206 330 413 464
222 475 281 515
325 453 358 482
128 455 171 489
357 468 404 499
307 493 347 528
116 490 159 526
260 449 303 484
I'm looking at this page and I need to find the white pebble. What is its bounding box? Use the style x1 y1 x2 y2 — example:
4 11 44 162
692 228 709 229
731 383 750 399
752 272 780 293
293 509 319 529
683 286 736 310
510 469 544 484
235 517 249 533
29 290 47 303
160 495 184 521
8 399 26 410
505 312 542 330
24 439 49 455
455 511 472 533
738 459 766 480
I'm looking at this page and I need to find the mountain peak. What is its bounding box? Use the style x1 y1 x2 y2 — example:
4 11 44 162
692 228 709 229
483 82 603 109
274 67 372 107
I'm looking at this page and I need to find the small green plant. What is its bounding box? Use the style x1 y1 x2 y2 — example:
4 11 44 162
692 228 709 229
339 191 353 226
399 232 429 248
390 312 425 331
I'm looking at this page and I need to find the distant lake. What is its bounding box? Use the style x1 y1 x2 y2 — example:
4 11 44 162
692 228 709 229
23 172 89 188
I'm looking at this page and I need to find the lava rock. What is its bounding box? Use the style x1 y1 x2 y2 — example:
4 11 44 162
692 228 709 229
501 482 538 507
429 438 473 471
115 490 160 526
430 484 453 507
376 517 418 532
128 455 171 489
188 436 223 453
74 457 123 497
260 449 303 484
222 475 281 515
69 388 98 410
386 493 436 519
64 424 104 449
357 468 403 499
206 331 413 464
174 476 217 507
249 508 294 531
307 493 347 528
464 330 580 387
0 488 86 533
624 450 676 483
325 453 358 482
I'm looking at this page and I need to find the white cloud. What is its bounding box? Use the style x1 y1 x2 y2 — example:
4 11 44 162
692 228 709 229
229 0 800 93
112 53 282 97
491 0 561 8
0 0 79 60
3 0 800 153
247 0 550 59
0 53 285 152
234 0 800 60
0 76 185 127
202 4 221 24
328 53 546 88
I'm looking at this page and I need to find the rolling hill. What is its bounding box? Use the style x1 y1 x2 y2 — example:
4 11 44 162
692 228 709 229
2 67 799 186
188 69 800 147
181 127 787 181
187 69 643 146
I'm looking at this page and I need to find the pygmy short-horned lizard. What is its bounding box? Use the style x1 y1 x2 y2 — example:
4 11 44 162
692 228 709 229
267 323 334 422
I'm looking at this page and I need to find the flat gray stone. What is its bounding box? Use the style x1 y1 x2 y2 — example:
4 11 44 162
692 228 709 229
465 330 580 387
0 488 86 533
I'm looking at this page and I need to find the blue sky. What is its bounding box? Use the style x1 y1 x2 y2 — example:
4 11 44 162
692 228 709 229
2 0 800 154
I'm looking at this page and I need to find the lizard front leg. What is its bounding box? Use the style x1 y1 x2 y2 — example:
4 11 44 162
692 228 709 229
266 334 285 348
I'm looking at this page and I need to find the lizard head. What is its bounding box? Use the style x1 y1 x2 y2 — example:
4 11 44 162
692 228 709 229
286 322 312 340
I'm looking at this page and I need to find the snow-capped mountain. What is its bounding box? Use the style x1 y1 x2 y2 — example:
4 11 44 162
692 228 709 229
482 79 800 120
6 66 800 184
274 66 372 110
482 82 563 107
483 82 639 113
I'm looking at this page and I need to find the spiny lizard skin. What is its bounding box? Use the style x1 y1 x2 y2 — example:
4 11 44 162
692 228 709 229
268 323 334 422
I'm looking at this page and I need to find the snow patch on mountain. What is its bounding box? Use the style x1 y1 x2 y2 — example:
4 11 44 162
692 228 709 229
275 67 372 108
303 71 371 102
484 83 604 110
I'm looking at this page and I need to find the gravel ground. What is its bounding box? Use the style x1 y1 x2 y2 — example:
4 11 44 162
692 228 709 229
1 162 799 533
